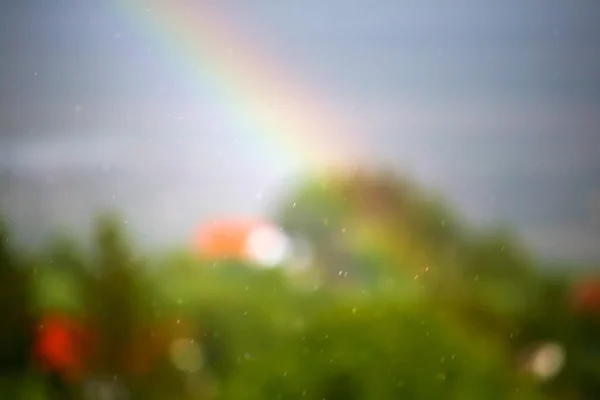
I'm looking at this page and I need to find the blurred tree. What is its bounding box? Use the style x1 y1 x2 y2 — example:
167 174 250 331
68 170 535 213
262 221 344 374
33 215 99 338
0 222 35 376
274 170 537 293
83 214 157 379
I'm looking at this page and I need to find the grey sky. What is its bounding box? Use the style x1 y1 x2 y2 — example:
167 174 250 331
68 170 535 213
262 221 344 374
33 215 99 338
1 0 599 262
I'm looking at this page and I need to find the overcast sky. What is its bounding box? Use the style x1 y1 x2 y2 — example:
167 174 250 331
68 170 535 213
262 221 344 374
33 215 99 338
1 0 599 262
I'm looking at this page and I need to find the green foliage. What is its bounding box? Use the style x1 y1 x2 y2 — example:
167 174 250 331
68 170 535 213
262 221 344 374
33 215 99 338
0 217 550 400
199 299 545 400
147 250 546 400
274 170 600 399
0 170 598 399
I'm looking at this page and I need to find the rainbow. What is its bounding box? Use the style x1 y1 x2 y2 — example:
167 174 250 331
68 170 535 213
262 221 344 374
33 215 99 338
111 0 360 173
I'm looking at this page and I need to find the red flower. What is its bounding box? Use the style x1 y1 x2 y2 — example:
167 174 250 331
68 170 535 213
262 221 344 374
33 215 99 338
572 279 600 316
34 313 94 383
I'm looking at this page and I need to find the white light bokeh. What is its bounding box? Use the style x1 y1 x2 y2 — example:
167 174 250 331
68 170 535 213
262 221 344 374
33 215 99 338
245 224 291 267
529 342 566 381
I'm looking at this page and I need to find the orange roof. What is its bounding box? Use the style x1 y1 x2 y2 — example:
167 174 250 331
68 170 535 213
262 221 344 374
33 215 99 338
192 218 269 260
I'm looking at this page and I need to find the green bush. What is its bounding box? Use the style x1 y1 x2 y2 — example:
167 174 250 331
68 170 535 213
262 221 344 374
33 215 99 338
3 225 548 399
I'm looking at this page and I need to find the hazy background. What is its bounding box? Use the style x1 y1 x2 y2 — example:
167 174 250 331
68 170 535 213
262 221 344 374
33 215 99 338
1 0 599 262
